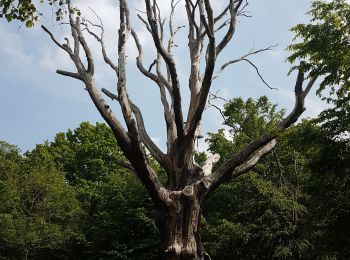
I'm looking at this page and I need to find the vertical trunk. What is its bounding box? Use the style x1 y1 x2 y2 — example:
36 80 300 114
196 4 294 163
156 191 210 260
23 248 29 260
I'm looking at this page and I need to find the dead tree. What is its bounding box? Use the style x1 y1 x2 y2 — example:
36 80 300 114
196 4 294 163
42 0 318 259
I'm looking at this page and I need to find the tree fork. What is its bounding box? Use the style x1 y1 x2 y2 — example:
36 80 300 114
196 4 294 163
40 1 319 259
156 181 210 260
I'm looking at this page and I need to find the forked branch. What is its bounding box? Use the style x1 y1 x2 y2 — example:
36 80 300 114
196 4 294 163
81 12 118 72
185 0 216 141
145 0 185 143
212 44 277 81
42 0 317 204
205 65 318 192
42 1 167 208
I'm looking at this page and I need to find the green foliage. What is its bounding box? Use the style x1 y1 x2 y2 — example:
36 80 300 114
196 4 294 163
204 97 310 259
0 0 38 25
194 151 207 166
204 94 350 259
32 122 159 259
0 123 160 259
1 102 349 259
0 0 80 27
223 96 285 138
0 141 22 180
203 174 310 259
294 119 350 259
288 0 350 98
47 122 126 183
317 94 350 138
207 96 285 166
0 143 83 259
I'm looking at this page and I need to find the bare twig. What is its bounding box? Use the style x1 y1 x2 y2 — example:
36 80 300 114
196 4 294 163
205 91 229 121
213 44 277 80
243 59 277 90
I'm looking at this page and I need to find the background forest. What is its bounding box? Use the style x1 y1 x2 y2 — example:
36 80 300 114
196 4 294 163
1 0 350 259
1 94 349 259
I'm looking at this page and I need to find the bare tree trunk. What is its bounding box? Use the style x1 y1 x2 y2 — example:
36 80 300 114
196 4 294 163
156 194 210 260
41 1 320 259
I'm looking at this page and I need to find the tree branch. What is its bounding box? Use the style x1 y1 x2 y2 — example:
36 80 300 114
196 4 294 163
216 0 236 56
129 101 169 170
43 1 168 208
185 0 206 130
72 16 94 75
243 59 277 90
231 139 277 178
186 0 216 141
168 0 184 53
41 25 73 55
81 13 118 73
131 29 172 127
214 4 230 23
145 0 185 143
130 29 175 158
212 44 277 81
102 86 170 175
116 159 136 172
56 69 83 80
205 63 318 192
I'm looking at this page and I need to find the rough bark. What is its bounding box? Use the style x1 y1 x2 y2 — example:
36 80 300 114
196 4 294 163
156 175 210 260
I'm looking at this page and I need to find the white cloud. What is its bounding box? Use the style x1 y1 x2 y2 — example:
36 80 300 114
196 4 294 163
39 46 73 72
0 24 34 76
270 49 283 57
304 95 330 118
34 0 233 85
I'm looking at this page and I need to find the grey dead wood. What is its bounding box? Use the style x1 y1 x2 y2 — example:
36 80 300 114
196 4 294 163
42 1 318 259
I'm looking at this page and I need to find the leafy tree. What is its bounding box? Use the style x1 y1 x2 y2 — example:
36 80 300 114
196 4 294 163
305 138 350 259
288 2 350 256
0 141 22 180
39 122 160 259
202 173 309 259
0 143 83 260
0 0 71 27
0 122 161 259
290 116 350 259
317 94 350 138
207 96 285 165
1 104 349 259
288 0 350 98
203 97 310 259
47 122 125 183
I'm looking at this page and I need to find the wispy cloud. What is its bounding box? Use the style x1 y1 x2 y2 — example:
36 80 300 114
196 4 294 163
0 24 35 78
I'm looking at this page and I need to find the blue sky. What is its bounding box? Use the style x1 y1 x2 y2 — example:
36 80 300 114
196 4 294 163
0 0 329 153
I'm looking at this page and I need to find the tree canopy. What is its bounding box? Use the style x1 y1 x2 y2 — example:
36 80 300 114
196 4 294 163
288 0 350 98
